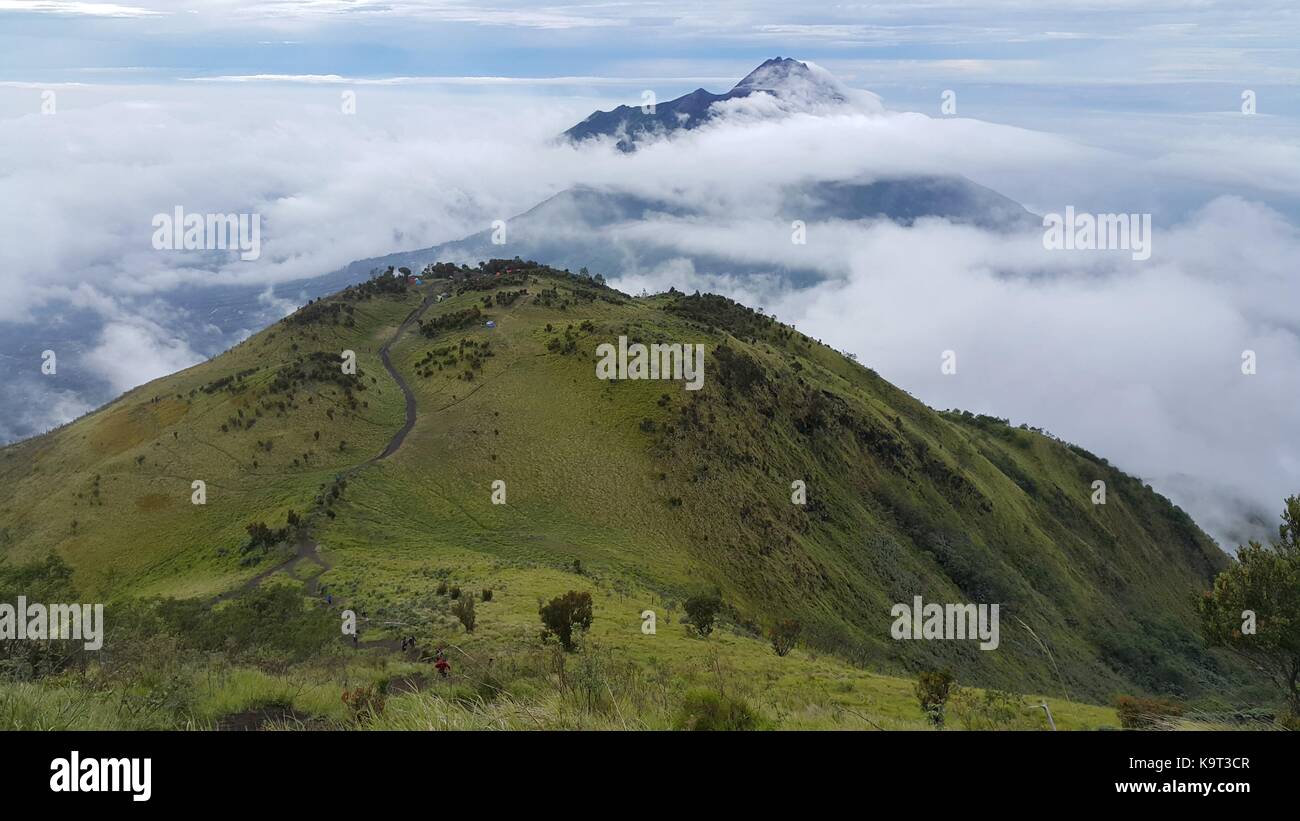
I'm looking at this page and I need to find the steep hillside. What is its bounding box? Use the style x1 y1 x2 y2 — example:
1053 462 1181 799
0 261 1242 703
0 275 413 598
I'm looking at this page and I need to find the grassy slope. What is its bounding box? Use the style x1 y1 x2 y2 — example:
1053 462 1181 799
0 262 1247 723
0 286 413 597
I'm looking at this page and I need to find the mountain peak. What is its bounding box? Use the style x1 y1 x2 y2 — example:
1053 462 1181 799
562 56 861 151
733 56 812 90
731 56 849 105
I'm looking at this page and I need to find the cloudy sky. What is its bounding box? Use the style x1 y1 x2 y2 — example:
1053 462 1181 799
2 0 1299 87
2 0 1298 547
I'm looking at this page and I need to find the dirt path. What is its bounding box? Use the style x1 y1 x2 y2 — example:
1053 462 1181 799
374 296 430 460
217 291 437 603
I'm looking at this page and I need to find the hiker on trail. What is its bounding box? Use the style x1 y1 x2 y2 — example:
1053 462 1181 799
435 656 450 678
327 594 333 606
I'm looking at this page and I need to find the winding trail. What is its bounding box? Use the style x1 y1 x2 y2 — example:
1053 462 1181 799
375 294 433 460
217 292 436 603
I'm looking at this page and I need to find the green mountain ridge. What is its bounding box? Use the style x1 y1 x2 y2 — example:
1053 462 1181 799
0 260 1248 705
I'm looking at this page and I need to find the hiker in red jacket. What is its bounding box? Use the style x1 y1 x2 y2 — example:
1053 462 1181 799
435 656 450 678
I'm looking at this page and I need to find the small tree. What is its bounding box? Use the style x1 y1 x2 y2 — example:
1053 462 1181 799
914 669 956 727
683 592 723 638
1199 495 1300 721
452 595 476 633
540 590 593 651
769 618 801 657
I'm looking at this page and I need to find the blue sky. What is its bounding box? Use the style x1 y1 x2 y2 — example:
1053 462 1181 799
3 0 1297 92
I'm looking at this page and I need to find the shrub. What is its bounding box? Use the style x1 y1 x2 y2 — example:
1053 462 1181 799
0 555 85 679
419 306 483 338
450 586 461 600
156 586 335 665
566 647 617 716
768 618 801 657
539 591 593 651
949 687 1046 730
1115 695 1184 729
914 669 956 727
452 596 476 633
712 344 766 394
435 580 448 596
481 588 493 602
243 520 287 555
683 592 723 638
341 683 387 724
674 689 762 730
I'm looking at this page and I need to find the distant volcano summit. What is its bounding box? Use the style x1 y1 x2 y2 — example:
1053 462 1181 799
732 56 848 101
562 57 864 151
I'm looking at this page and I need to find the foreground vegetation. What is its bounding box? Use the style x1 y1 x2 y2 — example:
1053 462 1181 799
1 548 1287 731
1 555 1124 731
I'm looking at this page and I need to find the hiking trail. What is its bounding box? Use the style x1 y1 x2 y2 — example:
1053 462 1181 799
217 291 436 603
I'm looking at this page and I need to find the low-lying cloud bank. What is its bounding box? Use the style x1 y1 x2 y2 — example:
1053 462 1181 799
1 80 1297 547
605 195 1299 547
